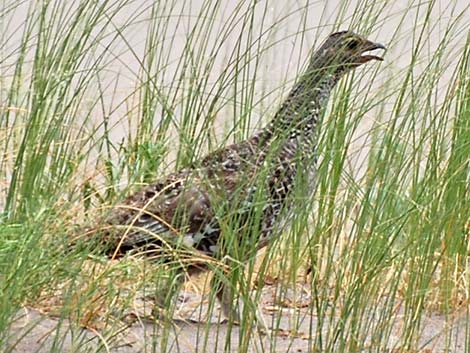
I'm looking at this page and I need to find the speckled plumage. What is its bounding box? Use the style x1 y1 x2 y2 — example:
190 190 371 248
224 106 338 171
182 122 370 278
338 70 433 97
100 31 385 323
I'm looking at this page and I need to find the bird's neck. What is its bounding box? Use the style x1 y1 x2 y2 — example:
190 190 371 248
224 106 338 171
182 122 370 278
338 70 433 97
257 67 342 149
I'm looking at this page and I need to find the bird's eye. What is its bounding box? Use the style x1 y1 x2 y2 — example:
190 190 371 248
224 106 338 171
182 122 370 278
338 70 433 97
346 38 360 50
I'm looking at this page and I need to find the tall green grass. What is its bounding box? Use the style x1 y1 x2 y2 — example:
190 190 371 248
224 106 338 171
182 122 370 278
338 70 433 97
0 0 469 352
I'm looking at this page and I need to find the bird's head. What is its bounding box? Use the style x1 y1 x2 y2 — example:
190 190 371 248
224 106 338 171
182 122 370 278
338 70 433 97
309 31 386 76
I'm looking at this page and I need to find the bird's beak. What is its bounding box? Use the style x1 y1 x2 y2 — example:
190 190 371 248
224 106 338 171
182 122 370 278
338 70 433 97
358 41 386 62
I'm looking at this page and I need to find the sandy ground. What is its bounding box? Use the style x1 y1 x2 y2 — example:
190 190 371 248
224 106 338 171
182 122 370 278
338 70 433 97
5 284 468 353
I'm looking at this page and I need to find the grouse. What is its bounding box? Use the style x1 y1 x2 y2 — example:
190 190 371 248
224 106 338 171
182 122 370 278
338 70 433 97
99 31 385 324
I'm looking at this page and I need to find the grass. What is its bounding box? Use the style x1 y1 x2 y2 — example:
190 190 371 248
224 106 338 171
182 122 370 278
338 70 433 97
0 0 469 352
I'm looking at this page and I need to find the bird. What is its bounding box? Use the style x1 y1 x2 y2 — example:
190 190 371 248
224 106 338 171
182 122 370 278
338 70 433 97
97 30 385 326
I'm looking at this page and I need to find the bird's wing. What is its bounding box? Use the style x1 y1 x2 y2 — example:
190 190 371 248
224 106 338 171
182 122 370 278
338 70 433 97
105 171 218 256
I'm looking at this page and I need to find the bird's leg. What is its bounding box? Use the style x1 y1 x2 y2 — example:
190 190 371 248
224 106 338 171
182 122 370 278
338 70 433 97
214 279 240 324
212 272 268 332
148 268 186 322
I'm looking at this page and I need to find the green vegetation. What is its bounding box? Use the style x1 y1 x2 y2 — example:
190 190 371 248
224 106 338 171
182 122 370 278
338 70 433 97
0 0 468 352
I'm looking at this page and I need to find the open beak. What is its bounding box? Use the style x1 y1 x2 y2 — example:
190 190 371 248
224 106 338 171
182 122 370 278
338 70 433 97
358 41 386 63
